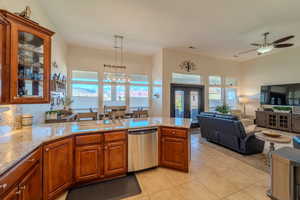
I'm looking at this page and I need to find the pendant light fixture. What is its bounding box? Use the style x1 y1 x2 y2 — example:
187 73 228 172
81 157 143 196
104 35 129 83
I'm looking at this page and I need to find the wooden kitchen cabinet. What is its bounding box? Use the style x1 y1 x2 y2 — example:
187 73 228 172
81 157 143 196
104 140 127 177
75 145 104 182
2 186 20 200
1 148 42 200
19 163 42 200
0 10 54 104
43 138 73 200
159 128 189 172
74 131 127 182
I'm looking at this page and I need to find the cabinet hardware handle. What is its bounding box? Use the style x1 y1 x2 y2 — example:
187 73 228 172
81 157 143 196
20 186 26 190
27 158 35 162
16 190 21 195
0 183 7 189
45 148 50 152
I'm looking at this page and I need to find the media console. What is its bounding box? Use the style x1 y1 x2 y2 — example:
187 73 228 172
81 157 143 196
256 111 300 133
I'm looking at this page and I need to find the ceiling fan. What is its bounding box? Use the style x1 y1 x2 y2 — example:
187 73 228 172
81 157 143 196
234 32 295 57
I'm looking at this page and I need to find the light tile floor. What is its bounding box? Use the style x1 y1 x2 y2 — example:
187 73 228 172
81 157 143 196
57 134 271 200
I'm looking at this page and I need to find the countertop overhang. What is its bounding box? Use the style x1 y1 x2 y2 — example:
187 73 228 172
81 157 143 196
0 117 192 175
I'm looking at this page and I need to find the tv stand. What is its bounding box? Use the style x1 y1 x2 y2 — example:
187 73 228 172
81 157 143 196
256 111 300 133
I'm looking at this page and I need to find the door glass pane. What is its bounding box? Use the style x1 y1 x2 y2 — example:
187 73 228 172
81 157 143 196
175 90 184 118
18 32 44 97
190 91 199 119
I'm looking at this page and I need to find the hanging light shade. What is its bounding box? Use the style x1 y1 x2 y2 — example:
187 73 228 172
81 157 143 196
104 35 129 83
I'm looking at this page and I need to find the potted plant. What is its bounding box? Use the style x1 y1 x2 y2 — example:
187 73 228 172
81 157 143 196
215 104 230 114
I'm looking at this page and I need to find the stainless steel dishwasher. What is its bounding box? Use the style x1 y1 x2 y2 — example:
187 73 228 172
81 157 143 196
128 127 158 172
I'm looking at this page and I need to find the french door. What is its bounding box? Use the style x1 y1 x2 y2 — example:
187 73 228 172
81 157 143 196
170 84 204 119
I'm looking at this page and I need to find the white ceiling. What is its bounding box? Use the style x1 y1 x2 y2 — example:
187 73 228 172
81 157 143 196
40 0 300 61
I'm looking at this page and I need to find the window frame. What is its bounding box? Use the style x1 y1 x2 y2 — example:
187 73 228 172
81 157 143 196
71 70 99 112
128 74 150 110
208 76 238 111
70 70 151 112
103 84 127 107
172 73 202 85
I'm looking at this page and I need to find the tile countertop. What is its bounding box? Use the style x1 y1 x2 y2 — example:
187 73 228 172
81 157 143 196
0 117 191 175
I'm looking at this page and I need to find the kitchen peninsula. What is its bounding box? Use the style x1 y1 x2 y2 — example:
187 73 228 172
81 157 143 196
0 117 191 200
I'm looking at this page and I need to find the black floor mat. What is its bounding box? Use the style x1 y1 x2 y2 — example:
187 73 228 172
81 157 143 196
66 174 141 200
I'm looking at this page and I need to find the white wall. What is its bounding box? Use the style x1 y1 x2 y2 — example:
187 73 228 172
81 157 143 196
161 48 242 116
151 50 163 116
67 45 152 74
240 47 300 116
0 0 67 125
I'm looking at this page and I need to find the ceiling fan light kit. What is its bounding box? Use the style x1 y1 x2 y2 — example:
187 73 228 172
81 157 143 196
235 32 295 57
257 45 274 54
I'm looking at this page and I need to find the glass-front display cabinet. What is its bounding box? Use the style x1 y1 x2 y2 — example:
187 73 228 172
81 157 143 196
0 10 54 104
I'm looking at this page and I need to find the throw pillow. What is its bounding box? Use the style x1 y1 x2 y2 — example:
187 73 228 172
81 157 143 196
245 124 257 135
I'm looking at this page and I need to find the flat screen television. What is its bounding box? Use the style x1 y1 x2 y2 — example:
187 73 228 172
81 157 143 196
260 84 300 106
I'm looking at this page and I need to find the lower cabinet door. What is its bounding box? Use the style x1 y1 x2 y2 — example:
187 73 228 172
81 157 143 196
104 140 127 177
160 136 188 171
3 187 20 200
292 115 300 133
256 112 266 127
43 138 73 200
19 163 42 200
75 145 104 182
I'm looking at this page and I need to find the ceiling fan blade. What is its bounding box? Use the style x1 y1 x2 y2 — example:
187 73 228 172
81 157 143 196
234 48 257 57
274 43 294 48
250 43 261 47
273 35 295 44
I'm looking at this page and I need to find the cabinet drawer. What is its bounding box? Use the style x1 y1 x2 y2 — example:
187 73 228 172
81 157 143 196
104 131 126 142
0 147 41 197
161 127 187 138
76 134 103 145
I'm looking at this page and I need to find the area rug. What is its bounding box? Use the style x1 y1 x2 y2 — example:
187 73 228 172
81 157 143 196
66 174 141 200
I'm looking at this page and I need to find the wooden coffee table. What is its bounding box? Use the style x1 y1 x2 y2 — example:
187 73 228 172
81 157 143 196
255 131 292 198
255 131 291 166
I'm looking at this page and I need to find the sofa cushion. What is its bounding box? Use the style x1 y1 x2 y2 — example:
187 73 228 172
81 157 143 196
215 114 239 121
244 124 257 135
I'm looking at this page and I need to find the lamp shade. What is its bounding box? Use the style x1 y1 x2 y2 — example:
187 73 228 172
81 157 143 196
239 96 249 104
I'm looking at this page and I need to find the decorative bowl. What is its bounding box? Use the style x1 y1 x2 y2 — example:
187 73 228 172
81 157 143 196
262 131 281 138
